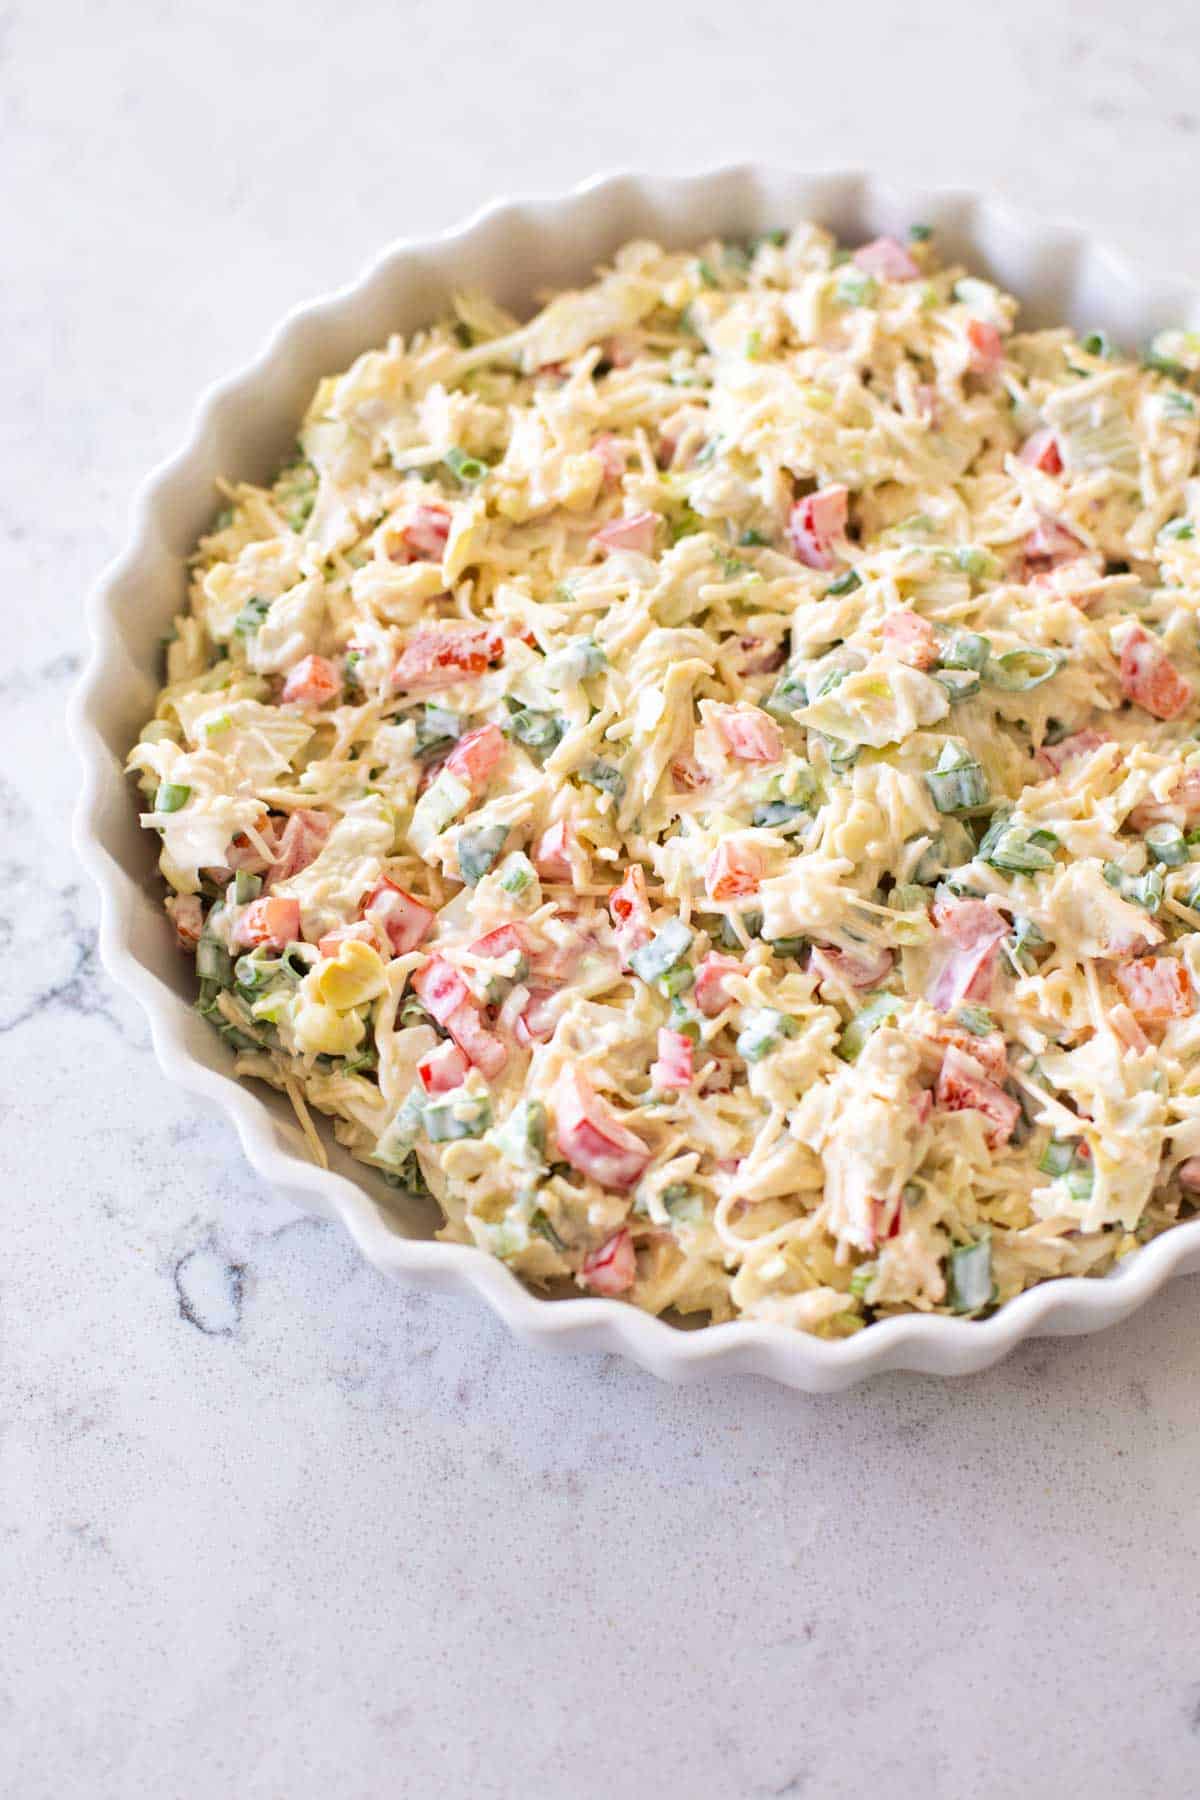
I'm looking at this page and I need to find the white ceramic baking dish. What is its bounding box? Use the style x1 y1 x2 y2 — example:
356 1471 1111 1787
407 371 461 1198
69 165 1200 1390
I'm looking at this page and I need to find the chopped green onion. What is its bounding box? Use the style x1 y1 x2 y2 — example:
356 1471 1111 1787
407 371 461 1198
414 705 462 759
1103 862 1163 912
736 1008 796 1063
233 596 271 637
908 223 933 243
667 997 701 1043
954 1003 995 1036
630 919 693 985
578 761 626 802
497 852 536 896
948 1238 994 1313
458 824 509 886
658 963 696 998
1038 1137 1075 1177
423 1094 492 1142
505 707 564 755
836 269 877 308
981 823 1058 875
1163 390 1196 419
925 743 989 814
825 737 861 775
233 869 262 905
545 637 606 687
663 1183 704 1224
764 673 808 719
443 446 489 486
196 936 232 987
1146 822 1189 867
955 546 1001 581
940 632 992 673
889 882 930 914
935 668 983 704
1037 1137 1093 1199
1003 915 1045 975
985 647 1064 691
669 505 703 542
529 1208 565 1251
767 935 807 960
836 993 903 1062
1081 329 1114 358
1159 517 1195 541
408 769 471 854
752 800 809 832
493 1098 547 1168
1143 329 1200 378
826 569 862 596
234 951 282 994
696 258 719 289
738 527 771 547
155 781 191 813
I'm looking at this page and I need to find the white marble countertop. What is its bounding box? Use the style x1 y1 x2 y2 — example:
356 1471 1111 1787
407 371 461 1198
8 1 1200 1793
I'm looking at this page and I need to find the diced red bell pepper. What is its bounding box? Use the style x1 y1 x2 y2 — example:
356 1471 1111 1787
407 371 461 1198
390 502 452 563
412 959 508 1077
934 1045 1020 1148
813 943 896 990
609 866 652 960
927 896 1008 1013
391 625 504 691
591 511 660 555
410 957 470 1026
853 236 920 281
469 923 533 968
591 433 625 485
670 755 710 792
168 892 204 950
693 953 743 1017
269 810 332 884
1129 766 1200 830
361 879 436 955
554 1067 650 1190
282 654 342 707
1038 729 1112 775
417 1039 470 1094
1119 625 1194 721
713 708 783 763
966 318 1004 374
533 819 574 881
705 840 763 901
1019 428 1063 474
788 485 848 570
882 610 938 670
514 988 559 1047
232 895 301 951
1024 514 1084 566
444 1002 508 1079
444 722 506 791
650 1028 695 1090
317 919 375 959
1114 957 1192 1023
579 1227 637 1295
933 1025 1008 1084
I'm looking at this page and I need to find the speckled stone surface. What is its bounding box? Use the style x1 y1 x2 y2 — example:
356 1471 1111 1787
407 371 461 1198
7 2 1200 1793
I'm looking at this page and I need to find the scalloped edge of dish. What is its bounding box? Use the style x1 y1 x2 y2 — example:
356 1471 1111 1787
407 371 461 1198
69 163 1200 1391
